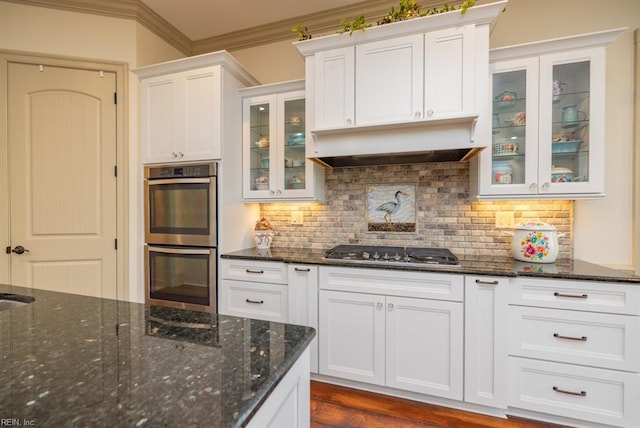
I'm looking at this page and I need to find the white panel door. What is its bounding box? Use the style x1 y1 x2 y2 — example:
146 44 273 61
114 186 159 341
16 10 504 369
313 47 355 129
386 296 464 400
355 34 424 125
8 62 117 298
318 290 385 385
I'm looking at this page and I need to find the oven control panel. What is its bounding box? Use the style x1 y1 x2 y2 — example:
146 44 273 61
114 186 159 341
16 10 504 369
145 162 216 179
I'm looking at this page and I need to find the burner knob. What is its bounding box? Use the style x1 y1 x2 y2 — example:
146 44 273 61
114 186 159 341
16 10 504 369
393 253 401 261
363 251 370 260
383 253 390 260
372 252 380 260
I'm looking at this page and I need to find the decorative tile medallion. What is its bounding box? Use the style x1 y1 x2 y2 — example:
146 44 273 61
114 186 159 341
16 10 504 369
366 184 416 232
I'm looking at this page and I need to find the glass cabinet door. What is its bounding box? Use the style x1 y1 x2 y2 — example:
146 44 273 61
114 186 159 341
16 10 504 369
538 49 604 195
281 97 306 193
247 99 274 193
488 57 539 195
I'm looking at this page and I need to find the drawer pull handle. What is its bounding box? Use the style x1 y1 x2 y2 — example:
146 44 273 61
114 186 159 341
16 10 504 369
553 386 587 397
245 299 264 304
475 279 499 285
554 333 587 341
554 292 588 299
294 267 310 272
246 269 264 274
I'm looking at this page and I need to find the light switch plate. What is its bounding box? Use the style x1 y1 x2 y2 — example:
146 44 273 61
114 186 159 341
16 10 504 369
495 211 515 228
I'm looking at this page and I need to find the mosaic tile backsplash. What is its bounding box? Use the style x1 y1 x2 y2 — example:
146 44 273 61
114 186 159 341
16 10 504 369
259 162 573 259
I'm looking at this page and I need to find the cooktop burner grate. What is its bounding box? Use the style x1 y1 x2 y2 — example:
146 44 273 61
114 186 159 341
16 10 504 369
324 245 460 267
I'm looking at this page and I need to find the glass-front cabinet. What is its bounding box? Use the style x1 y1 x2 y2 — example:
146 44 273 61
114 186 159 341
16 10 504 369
477 30 621 199
241 80 323 201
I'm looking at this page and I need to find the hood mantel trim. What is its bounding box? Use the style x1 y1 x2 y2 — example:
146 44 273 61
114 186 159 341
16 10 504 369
308 114 486 168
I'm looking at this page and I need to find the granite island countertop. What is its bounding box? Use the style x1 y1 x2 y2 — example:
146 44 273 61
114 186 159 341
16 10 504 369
0 285 315 427
221 247 640 284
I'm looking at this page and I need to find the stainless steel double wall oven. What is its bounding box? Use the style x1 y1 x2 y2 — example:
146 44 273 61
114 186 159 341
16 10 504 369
144 162 218 312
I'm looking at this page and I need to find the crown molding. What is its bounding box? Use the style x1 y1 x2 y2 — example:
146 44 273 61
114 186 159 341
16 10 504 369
4 0 468 57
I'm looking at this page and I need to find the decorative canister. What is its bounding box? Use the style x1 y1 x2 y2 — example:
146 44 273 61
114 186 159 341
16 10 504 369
254 230 274 249
506 221 565 263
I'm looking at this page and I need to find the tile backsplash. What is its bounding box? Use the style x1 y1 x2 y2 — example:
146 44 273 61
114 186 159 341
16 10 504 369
259 162 573 259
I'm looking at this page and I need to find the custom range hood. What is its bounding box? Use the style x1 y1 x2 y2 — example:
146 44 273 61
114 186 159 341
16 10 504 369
308 116 485 168
294 1 507 168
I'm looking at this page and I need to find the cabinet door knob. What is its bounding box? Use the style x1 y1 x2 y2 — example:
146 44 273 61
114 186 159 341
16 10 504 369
426 109 434 117
376 302 383 309
529 183 538 192
346 118 352 125
414 111 422 119
540 182 550 191
387 303 394 310
172 152 178 159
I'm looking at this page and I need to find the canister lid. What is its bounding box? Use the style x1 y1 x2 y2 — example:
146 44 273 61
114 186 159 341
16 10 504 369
514 220 557 231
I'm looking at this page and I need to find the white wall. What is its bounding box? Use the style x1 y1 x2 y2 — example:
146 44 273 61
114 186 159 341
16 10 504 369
0 1 185 301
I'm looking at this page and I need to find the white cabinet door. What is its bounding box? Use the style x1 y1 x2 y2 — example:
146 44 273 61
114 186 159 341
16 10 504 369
386 295 463 400
140 65 221 164
288 265 319 373
355 34 424 125
313 47 355 129
182 66 221 161
140 75 177 164
538 47 606 196
464 276 509 408
318 290 385 385
424 25 475 119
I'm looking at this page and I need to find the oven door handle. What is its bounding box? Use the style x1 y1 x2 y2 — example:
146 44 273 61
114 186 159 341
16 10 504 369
147 246 212 255
147 178 212 185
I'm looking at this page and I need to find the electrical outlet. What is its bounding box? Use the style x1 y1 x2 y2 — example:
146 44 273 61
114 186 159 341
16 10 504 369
495 211 515 228
291 211 304 225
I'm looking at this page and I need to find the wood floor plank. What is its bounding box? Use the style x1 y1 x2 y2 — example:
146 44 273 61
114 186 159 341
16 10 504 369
311 381 563 428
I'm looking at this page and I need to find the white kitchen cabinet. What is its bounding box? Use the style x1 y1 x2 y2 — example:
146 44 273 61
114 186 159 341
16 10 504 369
464 276 509 409
295 2 505 134
507 277 640 427
476 29 623 199
287 264 319 374
318 266 464 400
135 52 258 164
219 258 288 322
241 80 324 201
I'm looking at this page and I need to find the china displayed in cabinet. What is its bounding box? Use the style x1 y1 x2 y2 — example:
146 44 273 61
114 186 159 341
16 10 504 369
241 80 323 201
135 51 258 164
478 29 623 199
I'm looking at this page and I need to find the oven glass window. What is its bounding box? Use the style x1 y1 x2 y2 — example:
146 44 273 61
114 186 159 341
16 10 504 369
149 250 210 306
149 183 210 235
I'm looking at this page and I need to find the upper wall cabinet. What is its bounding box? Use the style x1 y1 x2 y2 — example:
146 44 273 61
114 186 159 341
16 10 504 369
135 51 259 165
240 80 324 202
474 29 624 199
294 1 505 164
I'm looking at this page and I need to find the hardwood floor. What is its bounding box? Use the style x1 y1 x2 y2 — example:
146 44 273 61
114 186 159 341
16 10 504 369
311 381 562 428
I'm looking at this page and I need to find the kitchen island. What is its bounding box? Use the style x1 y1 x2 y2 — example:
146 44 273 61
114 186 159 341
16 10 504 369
0 284 315 427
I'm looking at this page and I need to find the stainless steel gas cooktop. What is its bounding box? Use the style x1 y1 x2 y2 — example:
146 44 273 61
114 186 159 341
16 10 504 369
324 245 461 268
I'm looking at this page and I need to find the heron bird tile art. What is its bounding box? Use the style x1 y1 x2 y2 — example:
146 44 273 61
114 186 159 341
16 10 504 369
366 185 416 232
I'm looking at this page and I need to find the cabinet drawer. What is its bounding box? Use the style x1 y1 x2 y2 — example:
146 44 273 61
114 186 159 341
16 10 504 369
221 259 288 284
319 266 463 301
508 306 640 372
220 280 288 322
509 277 640 315
508 357 640 427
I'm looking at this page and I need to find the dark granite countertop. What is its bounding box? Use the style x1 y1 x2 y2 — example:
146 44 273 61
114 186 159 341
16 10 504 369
0 285 315 427
221 247 640 284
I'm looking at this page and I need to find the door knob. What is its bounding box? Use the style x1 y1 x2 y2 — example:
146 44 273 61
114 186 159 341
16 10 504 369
8 245 30 255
